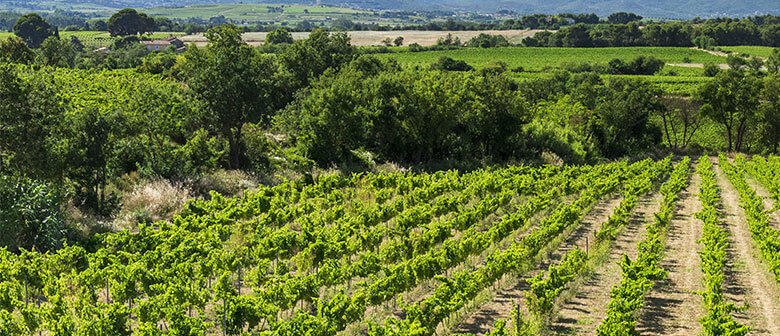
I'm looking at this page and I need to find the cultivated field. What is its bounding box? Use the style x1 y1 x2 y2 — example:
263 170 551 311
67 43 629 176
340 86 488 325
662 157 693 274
0 0 114 13
180 29 545 47
0 31 186 49
718 46 776 58
3 154 780 335
141 3 427 26
378 46 727 70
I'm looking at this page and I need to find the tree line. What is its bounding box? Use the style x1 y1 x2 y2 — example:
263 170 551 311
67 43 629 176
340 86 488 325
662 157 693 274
523 20 780 48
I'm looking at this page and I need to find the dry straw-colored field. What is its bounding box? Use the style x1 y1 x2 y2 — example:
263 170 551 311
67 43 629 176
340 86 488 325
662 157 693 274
180 29 546 47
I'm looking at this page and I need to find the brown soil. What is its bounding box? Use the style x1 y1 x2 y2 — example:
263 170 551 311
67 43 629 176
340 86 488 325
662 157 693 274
635 171 705 335
453 194 625 335
713 161 780 335
551 191 663 335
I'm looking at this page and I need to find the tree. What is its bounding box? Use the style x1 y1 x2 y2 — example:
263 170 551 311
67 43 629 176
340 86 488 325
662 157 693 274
607 12 643 24
277 57 527 165
436 33 461 46
696 70 762 152
767 48 780 74
70 35 85 52
64 107 120 214
591 78 663 157
757 74 780 153
430 56 473 71
642 23 693 47
280 28 356 88
38 36 77 67
13 13 54 48
600 22 643 47
703 63 721 77
107 9 155 37
266 27 294 45
607 56 664 75
184 24 278 169
693 35 716 50
659 96 703 149
393 36 404 47
0 36 34 64
747 57 764 74
560 24 592 47
88 19 107 31
726 54 747 70
466 33 510 48
0 65 65 180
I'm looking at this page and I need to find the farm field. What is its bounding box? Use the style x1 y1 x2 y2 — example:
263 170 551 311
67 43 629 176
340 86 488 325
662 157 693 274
140 3 427 26
718 46 777 58
3 154 780 335
0 0 114 13
377 46 727 71
180 29 544 47
0 31 186 49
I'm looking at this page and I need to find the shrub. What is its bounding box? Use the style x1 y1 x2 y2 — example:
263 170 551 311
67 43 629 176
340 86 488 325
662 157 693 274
430 56 473 71
0 176 67 252
466 33 510 48
703 63 721 77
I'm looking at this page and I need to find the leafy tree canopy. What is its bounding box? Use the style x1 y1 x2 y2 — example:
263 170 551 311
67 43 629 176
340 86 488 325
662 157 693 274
107 8 155 37
13 13 54 48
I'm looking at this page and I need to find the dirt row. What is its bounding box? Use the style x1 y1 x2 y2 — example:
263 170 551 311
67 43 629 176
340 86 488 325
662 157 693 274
448 158 780 336
551 191 661 335
712 161 780 335
635 171 705 335
454 194 626 335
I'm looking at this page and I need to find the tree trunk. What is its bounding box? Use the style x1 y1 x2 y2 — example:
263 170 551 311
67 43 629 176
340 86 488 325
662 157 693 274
228 128 242 170
735 118 748 152
726 126 733 152
661 113 675 149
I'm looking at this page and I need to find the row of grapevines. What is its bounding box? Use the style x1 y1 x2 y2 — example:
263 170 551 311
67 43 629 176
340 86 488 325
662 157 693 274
253 167 551 314
524 248 588 318
721 154 780 283
367 160 670 336
0 166 567 335
696 156 750 335
265 166 613 334
596 156 689 335
744 155 780 205
524 156 676 324
0 171 458 335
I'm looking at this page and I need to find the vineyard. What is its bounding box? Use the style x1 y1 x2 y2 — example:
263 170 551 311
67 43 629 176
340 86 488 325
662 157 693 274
0 31 187 50
2 155 780 335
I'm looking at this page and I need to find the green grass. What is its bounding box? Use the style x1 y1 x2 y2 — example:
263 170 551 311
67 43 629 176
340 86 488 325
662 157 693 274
718 46 778 58
378 47 727 71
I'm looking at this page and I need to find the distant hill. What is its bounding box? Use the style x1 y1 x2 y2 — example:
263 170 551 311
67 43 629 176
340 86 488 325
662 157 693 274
3 0 778 19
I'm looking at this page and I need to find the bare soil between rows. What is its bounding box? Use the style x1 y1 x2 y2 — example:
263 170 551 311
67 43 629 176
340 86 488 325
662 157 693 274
713 161 780 335
635 171 704 335
550 191 663 335
453 193 625 335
